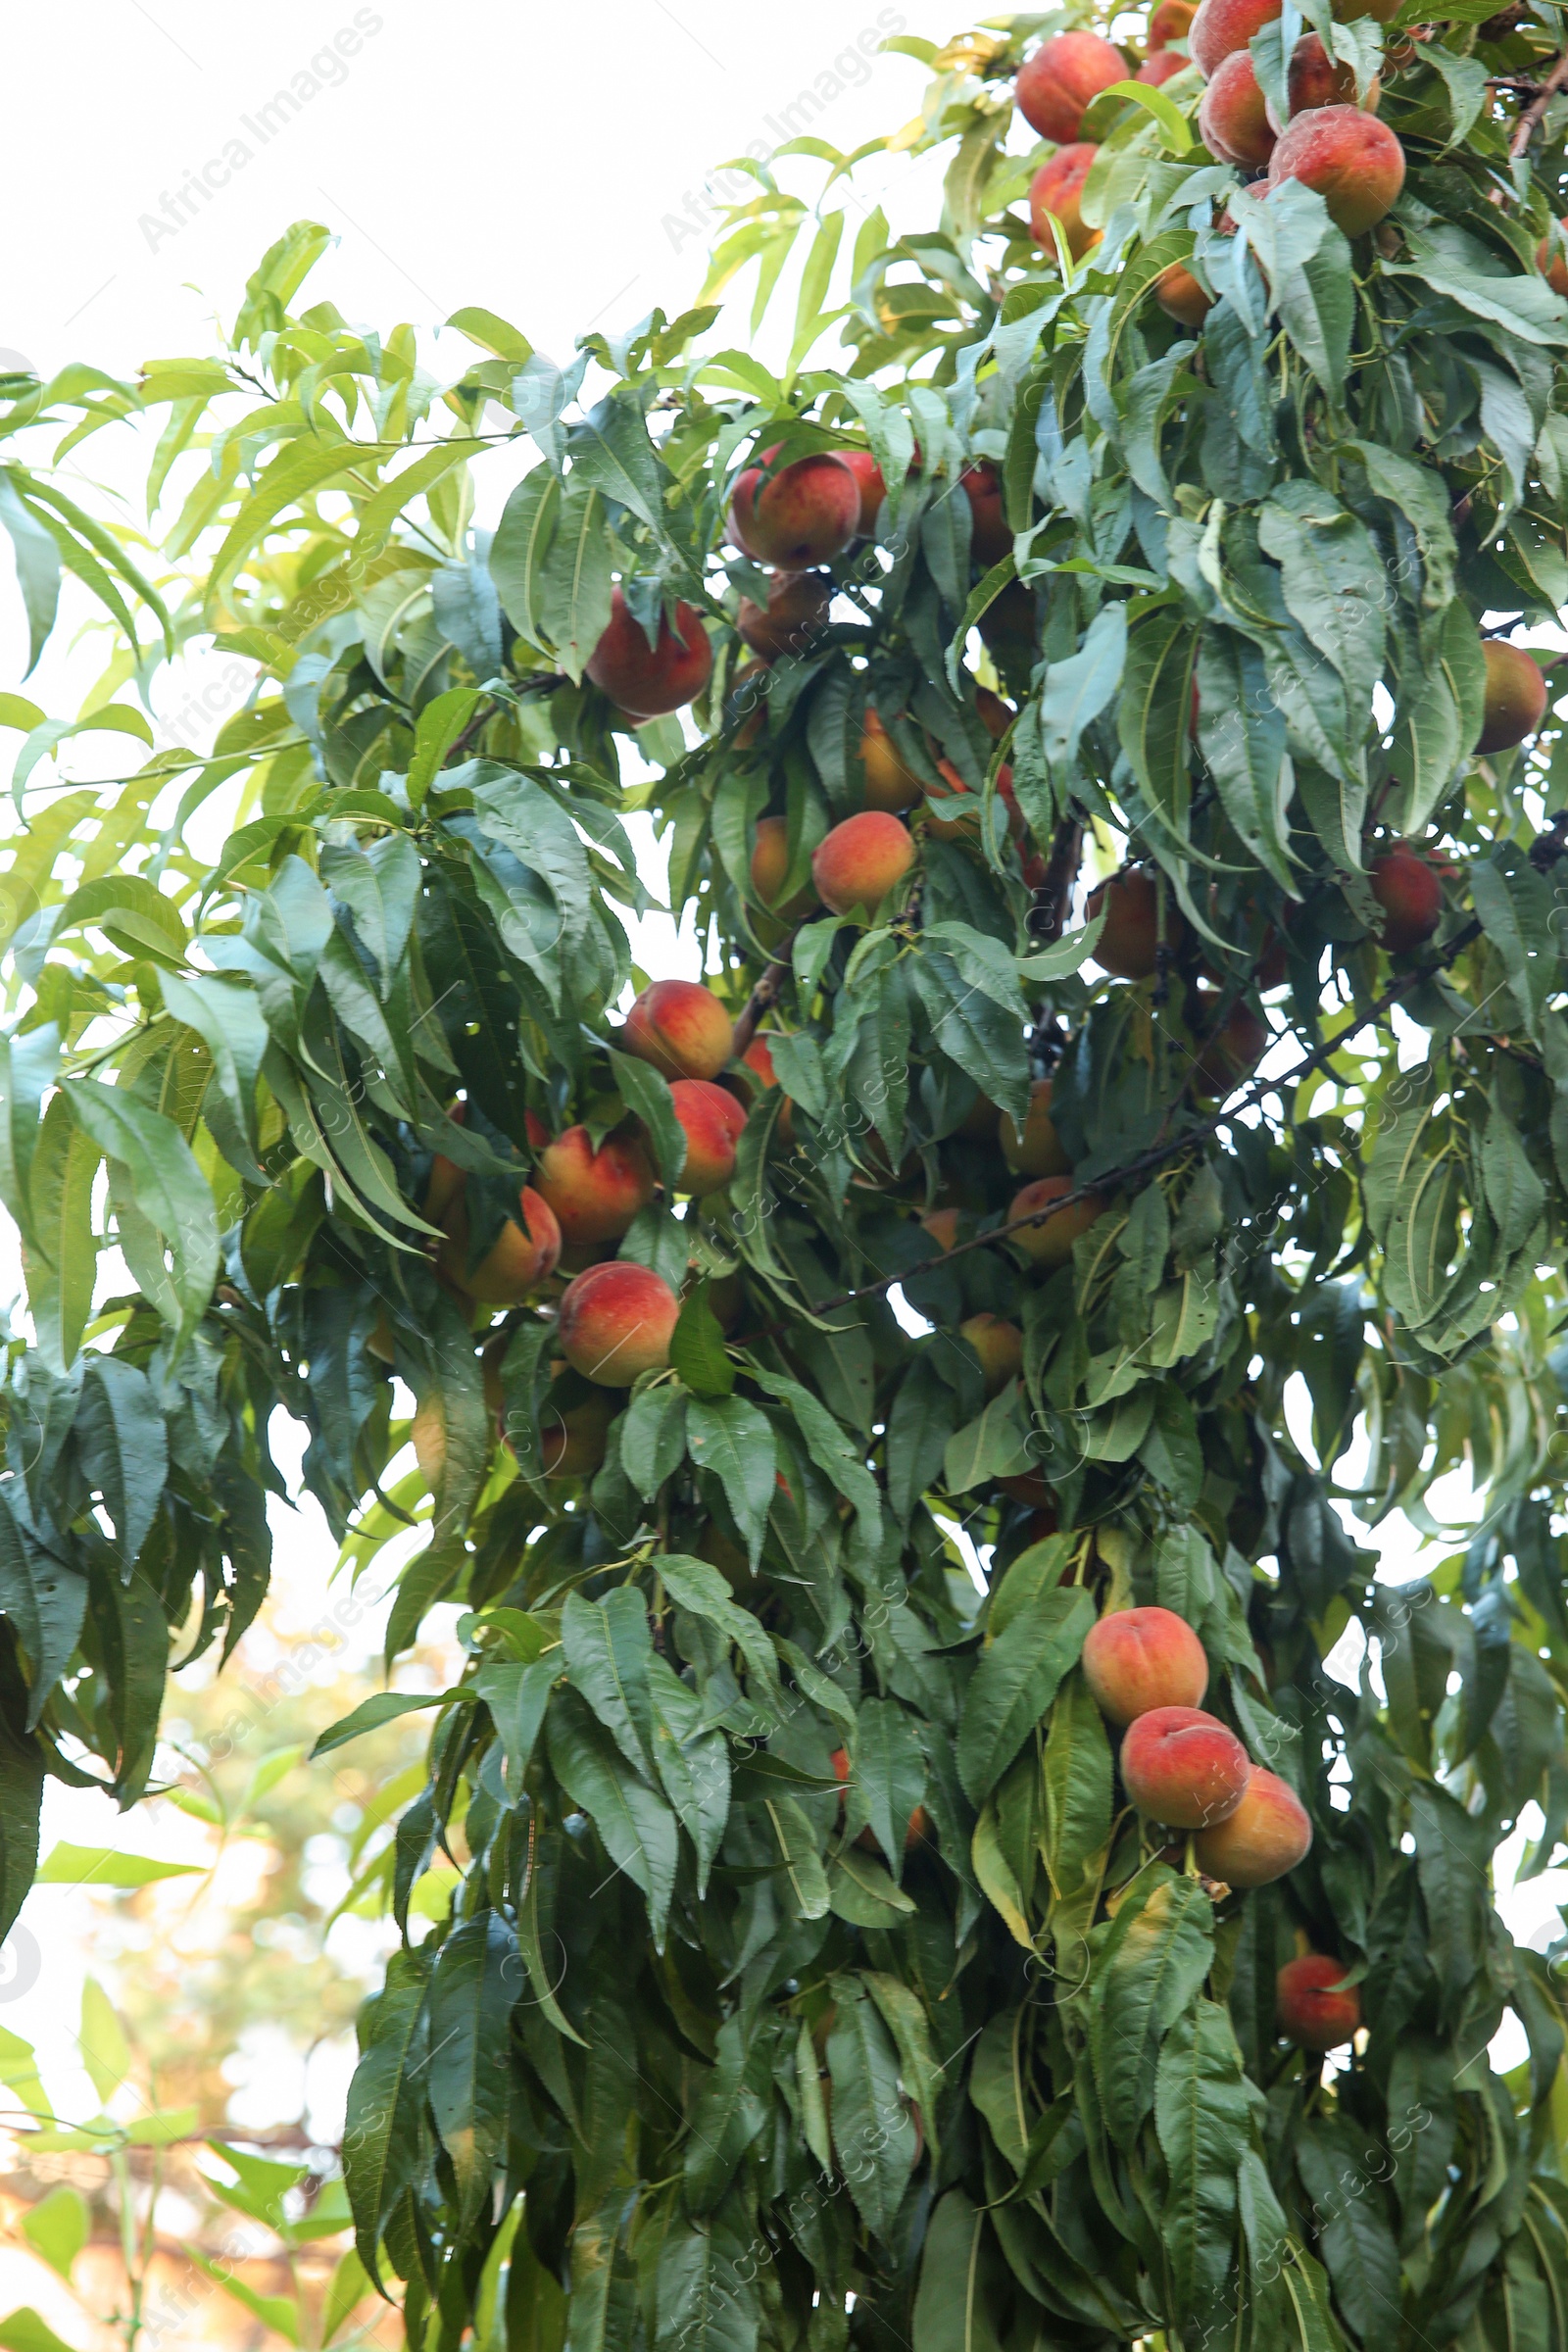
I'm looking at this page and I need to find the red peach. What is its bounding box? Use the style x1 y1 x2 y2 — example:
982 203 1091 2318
1149 0 1198 44
1199 49 1276 165
750 815 817 920
1195 1766 1313 1886
538 1382 614 1479
728 447 861 567
1265 106 1405 236
1016 31 1128 141
811 811 916 917
438 1183 562 1305
975 687 1014 740
859 709 925 812
920 1207 960 1254
1082 1606 1209 1726
1088 866 1178 978
558 1260 680 1386
1009 1176 1105 1267
533 1125 654 1252
1539 218 1568 298
1000 1077 1072 1178
621 979 735 1082
959 1313 1023 1398
1139 49 1190 82
1268 32 1379 127
1119 1705 1250 1829
1030 145 1102 262
960 464 1012 568
1369 844 1443 953
670 1079 748 1195
1193 995 1269 1095
737 571 832 663
1277 1953 1360 2051
586 587 712 718
1154 262 1214 326
1190 0 1281 76
1477 640 1548 755
841 447 888 534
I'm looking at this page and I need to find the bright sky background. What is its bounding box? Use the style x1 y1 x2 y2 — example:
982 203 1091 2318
0 0 1560 2146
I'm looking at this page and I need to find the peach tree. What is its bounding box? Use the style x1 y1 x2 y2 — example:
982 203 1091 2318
6 6 1568 2345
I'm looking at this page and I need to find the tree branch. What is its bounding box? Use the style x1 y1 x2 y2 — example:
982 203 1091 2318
1509 49 1568 155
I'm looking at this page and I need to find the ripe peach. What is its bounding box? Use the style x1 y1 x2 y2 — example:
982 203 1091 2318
586 588 712 718
750 815 817 920
920 1207 960 1254
438 1183 562 1305
1193 995 1269 1095
558 1259 680 1386
670 1078 748 1195
926 759 981 841
742 1035 778 1088
1087 866 1174 978
1276 1953 1360 2051
1154 261 1213 326
737 571 832 663
1476 640 1548 754
841 447 888 535
1138 49 1190 82
1002 1473 1055 1508
959 1312 1023 1398
538 1382 614 1479
1119 1705 1250 1829
811 811 916 917
533 1125 654 1252
960 465 1012 567
1149 0 1197 43
1200 50 1276 165
1082 1606 1209 1726
1266 106 1405 236
859 709 925 812
1539 219 1568 298
728 448 861 567
1268 32 1378 125
975 687 1014 741
1016 30 1128 140
1030 145 1102 262
1369 843 1443 953
422 1108 468 1224
1195 1766 1312 1885
728 658 771 749
622 979 735 1081
1010 1175 1105 1266
1190 0 1280 76
1001 1077 1072 1177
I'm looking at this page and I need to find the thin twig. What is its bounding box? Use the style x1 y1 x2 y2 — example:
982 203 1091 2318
1509 48 1568 155
732 932 801 1056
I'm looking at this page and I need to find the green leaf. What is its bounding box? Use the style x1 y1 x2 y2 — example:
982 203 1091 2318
620 1385 689 1495
826 1981 918 2238
78 1980 129 2108
562 1588 656 1778
75 1359 167 1580
683 2014 768 2213
850 1699 926 1881
0 2314 79 2352
608 1048 685 1191
63 1082 218 1352
1042 1673 1111 1899
311 1690 463 1757
669 1287 734 1399
912 2192 1004 2352
36 1844 202 1886
1154 1998 1251 2324
548 1691 679 1947
1090 1873 1214 2145
186 2251 299 2345
956 1587 1096 1804
656 1554 783 1705
656 2214 760 2352
342 1947 431 2291
684 1395 776 1565
426 1911 517 2227
490 469 562 652
21 2188 88 2283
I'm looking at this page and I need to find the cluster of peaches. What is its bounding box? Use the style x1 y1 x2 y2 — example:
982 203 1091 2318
1018 0 1407 299
1082 1603 1360 2052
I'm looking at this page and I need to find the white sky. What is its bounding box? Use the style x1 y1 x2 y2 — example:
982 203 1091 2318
0 0 1559 2138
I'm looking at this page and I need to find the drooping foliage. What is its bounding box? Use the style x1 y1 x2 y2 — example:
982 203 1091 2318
9 12 1568 2345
